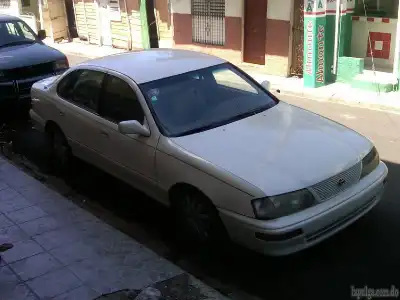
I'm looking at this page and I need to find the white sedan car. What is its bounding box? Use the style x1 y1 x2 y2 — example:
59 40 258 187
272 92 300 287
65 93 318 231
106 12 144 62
30 49 388 256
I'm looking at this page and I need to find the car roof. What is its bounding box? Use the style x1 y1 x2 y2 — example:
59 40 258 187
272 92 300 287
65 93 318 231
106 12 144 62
80 48 226 84
0 14 21 22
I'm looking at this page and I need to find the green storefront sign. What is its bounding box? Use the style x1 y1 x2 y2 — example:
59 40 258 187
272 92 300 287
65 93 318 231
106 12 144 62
303 0 327 88
303 0 354 88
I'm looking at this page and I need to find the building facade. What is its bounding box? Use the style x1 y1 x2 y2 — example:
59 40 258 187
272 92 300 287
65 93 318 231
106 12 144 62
302 0 400 92
170 0 293 76
0 0 40 33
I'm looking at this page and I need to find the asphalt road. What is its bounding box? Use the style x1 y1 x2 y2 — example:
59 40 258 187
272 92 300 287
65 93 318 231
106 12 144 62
14 54 400 299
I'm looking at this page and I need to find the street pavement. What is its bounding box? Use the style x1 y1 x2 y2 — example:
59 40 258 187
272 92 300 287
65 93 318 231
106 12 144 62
2 53 398 300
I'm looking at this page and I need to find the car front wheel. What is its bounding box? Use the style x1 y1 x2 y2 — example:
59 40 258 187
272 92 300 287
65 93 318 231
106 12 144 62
172 187 228 249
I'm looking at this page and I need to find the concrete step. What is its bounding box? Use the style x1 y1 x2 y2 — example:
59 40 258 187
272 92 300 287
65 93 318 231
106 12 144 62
351 70 398 92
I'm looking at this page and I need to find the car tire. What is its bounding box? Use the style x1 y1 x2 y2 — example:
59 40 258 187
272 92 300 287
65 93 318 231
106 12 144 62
47 126 71 173
172 187 229 249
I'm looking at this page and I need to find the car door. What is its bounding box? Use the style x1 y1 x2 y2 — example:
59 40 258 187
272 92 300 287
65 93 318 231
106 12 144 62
96 74 159 196
54 68 109 168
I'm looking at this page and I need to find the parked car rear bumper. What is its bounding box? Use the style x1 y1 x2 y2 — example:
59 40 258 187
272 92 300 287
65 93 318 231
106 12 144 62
29 109 46 132
218 161 388 256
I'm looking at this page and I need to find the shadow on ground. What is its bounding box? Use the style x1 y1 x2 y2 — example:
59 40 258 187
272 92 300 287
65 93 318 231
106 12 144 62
6 126 400 300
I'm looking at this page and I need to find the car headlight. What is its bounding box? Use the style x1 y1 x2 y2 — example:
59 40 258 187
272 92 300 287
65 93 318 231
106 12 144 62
361 146 380 178
251 189 316 220
53 59 69 71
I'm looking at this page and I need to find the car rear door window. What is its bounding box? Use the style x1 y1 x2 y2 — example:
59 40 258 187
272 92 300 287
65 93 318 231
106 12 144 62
99 75 145 124
57 70 82 99
58 69 105 112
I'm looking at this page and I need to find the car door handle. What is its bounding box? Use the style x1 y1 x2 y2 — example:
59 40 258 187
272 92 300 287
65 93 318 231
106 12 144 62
59 111 65 117
100 130 109 137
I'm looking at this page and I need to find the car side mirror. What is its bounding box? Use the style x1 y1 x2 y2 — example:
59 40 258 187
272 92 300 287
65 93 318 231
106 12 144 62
118 120 150 137
260 80 270 91
37 29 46 40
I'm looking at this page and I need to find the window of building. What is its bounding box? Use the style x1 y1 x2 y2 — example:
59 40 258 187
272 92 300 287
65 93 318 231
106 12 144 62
0 0 11 8
21 0 30 7
354 0 399 18
191 0 225 46
108 0 121 21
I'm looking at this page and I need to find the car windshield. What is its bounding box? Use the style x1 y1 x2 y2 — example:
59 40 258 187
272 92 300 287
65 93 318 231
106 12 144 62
0 20 38 48
140 63 278 137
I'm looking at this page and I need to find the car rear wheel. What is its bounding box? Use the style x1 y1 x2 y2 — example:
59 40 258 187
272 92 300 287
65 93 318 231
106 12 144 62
172 187 228 248
47 126 71 172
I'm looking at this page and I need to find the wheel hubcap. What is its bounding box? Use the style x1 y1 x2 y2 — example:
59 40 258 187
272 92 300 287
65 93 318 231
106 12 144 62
182 195 211 241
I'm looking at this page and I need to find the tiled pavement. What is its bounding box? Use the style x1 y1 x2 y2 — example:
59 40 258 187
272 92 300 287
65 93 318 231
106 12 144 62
0 156 228 300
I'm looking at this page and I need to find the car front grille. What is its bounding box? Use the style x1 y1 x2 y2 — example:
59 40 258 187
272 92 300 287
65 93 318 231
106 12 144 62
309 162 362 202
0 82 17 101
4 62 54 80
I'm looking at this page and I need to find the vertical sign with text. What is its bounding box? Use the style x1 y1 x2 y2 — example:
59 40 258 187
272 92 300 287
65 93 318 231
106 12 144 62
303 0 327 88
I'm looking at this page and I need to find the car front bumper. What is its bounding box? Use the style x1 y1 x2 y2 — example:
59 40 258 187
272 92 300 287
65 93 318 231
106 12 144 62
218 161 388 256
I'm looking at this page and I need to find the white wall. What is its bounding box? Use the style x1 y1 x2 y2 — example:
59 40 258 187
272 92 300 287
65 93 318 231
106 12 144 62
267 0 291 21
351 19 397 69
225 0 242 17
170 0 190 14
0 0 21 16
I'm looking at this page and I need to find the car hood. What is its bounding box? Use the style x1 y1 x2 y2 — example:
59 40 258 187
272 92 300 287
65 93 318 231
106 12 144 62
0 42 65 70
170 102 372 196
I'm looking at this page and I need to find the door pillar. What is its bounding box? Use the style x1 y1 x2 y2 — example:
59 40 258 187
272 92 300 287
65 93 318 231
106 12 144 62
393 0 400 79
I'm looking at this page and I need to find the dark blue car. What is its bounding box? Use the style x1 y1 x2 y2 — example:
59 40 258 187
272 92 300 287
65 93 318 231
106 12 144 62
0 14 69 124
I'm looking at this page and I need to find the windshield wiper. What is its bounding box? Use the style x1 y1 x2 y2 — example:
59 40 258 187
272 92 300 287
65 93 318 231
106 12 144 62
176 104 274 137
0 40 35 48
176 121 225 137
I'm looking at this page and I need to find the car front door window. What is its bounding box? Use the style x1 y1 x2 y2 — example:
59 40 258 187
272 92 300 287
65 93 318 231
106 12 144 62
100 75 144 124
97 75 157 195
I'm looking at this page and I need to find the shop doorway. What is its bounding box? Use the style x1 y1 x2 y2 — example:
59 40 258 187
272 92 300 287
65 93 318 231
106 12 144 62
243 0 267 65
146 0 159 48
65 0 78 39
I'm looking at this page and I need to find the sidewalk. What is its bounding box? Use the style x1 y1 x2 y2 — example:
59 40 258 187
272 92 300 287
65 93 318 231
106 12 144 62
44 39 127 59
44 40 400 114
0 156 228 300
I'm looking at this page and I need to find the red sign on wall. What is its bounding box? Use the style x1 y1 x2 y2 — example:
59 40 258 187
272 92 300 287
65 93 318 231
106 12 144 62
367 32 391 60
